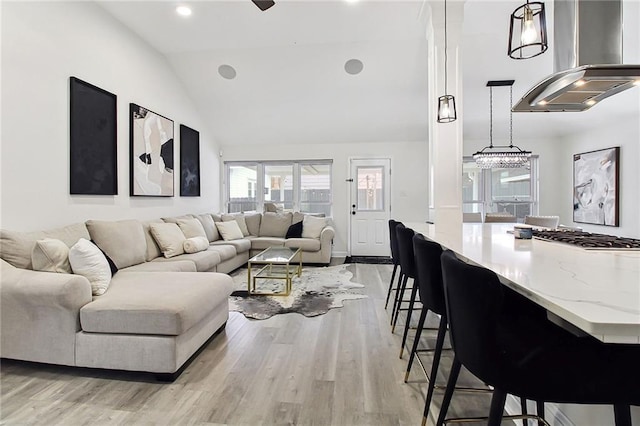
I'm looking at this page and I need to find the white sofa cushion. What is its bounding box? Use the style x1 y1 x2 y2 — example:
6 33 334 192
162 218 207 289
250 237 286 251
31 238 72 273
259 212 293 237
216 221 244 241
222 213 250 236
302 215 328 239
141 219 165 261
86 220 147 269
244 213 262 236
183 236 209 253
177 218 207 239
0 223 90 270
194 213 220 242
69 238 111 296
151 249 221 272
210 238 251 253
149 223 186 258
284 238 321 252
79 271 233 335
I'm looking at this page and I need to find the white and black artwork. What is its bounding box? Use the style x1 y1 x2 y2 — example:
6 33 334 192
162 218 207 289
573 147 620 227
180 125 200 196
69 77 117 195
129 104 174 196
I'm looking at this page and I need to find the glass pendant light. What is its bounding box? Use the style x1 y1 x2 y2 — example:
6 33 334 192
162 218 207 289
473 80 532 169
437 0 457 123
508 1 548 60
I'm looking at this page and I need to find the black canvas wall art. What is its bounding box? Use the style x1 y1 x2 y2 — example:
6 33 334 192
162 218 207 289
573 146 620 227
180 125 200 196
69 77 117 195
129 104 174 196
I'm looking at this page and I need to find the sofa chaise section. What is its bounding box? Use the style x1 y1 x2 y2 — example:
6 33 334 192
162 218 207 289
76 271 233 375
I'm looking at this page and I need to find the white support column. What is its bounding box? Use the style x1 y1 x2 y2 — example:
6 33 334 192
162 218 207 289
427 1 465 233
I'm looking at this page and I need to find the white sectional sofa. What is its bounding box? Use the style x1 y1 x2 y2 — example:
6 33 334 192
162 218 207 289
0 211 334 379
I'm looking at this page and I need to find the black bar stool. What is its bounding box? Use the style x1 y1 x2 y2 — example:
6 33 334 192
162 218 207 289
437 250 640 426
384 220 403 309
393 225 421 357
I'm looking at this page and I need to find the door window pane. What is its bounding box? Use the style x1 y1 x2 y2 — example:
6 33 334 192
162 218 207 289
228 164 257 212
300 163 331 215
264 165 294 211
356 166 384 211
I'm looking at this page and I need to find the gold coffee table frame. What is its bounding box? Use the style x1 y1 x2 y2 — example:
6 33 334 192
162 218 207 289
247 247 302 296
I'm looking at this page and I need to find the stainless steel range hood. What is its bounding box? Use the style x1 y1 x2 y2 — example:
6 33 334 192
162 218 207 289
512 0 640 112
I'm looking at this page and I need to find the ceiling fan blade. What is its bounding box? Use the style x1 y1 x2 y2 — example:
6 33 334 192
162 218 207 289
252 0 275 11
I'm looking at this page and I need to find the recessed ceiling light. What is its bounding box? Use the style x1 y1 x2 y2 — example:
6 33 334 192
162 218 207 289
585 99 597 106
344 59 364 75
574 80 586 87
633 80 640 86
537 100 548 106
176 5 192 17
218 65 237 80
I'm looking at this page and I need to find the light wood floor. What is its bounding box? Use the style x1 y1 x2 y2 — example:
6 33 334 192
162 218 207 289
1 263 505 425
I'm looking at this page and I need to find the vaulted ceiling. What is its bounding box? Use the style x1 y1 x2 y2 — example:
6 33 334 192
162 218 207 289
99 0 640 147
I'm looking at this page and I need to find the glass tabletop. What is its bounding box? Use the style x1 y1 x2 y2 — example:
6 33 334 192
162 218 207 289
249 246 300 263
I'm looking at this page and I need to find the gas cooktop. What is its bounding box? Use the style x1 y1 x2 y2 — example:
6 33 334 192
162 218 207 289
532 229 640 250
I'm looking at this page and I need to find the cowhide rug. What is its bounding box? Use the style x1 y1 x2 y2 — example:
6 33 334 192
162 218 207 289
229 264 367 320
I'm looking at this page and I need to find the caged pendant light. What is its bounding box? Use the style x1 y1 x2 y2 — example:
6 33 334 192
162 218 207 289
508 0 548 59
473 80 532 169
437 0 457 123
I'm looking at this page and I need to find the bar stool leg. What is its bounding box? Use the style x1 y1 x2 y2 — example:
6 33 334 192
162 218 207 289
520 397 528 426
435 357 462 426
536 401 545 426
384 263 398 309
488 389 508 426
404 308 428 382
400 280 419 358
613 404 631 426
391 274 409 333
390 271 404 326
423 315 448 420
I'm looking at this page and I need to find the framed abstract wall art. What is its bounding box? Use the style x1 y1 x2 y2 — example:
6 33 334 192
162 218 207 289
573 146 620 227
180 124 201 196
69 77 117 195
129 103 174 196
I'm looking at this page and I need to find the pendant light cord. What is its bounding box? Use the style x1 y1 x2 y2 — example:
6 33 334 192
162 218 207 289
444 0 448 95
489 86 493 148
509 84 514 148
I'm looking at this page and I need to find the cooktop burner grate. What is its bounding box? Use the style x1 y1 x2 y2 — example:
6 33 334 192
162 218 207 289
532 230 640 250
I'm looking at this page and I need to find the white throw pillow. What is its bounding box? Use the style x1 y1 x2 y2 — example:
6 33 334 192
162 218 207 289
177 218 208 239
302 215 328 239
216 221 244 241
68 238 111 296
149 222 186 258
183 236 209 254
222 213 250 237
31 238 72 273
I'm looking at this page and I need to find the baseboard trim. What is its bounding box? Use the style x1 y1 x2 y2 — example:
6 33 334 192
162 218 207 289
505 395 575 426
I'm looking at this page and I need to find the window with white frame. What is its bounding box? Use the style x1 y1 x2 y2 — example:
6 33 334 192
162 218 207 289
462 156 539 221
225 160 332 215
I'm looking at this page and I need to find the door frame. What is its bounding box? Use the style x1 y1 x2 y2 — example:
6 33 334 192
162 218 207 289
347 157 392 256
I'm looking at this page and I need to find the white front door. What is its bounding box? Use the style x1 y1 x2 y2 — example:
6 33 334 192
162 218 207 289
349 158 391 256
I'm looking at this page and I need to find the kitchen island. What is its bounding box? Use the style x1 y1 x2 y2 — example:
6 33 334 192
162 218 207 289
405 222 640 344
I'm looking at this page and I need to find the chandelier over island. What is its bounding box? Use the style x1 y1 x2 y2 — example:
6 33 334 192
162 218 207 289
473 80 532 169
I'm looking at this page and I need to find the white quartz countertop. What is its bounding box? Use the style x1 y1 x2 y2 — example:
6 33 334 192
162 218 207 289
405 222 640 343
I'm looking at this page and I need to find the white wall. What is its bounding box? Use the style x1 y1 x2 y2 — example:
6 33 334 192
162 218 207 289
220 140 430 255
557 116 640 239
1 2 221 232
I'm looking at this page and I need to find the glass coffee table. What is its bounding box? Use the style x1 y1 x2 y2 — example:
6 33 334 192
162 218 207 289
247 247 302 296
